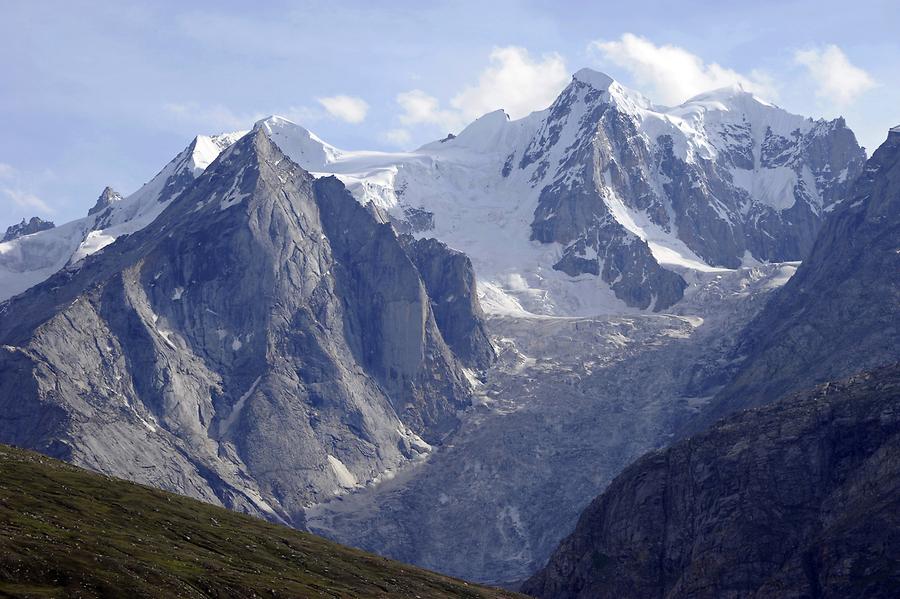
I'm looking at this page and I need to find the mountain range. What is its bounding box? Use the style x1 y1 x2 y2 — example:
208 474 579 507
0 69 865 313
0 69 897 595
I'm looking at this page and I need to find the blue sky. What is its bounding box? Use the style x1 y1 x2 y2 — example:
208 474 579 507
1 0 898 226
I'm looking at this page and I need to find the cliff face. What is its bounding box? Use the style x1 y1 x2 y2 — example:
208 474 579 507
524 364 900 599
0 127 488 526
403 236 495 370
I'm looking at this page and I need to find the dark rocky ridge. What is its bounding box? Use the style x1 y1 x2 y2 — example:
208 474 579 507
2 216 55 242
0 126 488 525
524 364 900 599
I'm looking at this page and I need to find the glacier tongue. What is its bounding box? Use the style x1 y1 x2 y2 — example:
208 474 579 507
306 262 797 585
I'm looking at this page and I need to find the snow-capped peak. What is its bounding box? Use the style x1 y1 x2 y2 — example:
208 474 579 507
419 109 532 156
190 132 247 174
681 84 775 111
0 130 246 302
572 68 615 91
254 115 342 170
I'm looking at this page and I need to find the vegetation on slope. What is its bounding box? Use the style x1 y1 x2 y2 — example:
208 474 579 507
0 445 523 598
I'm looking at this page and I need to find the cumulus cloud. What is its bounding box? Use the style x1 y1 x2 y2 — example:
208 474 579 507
450 46 569 120
3 189 54 214
395 46 569 134
588 33 777 105
794 45 875 106
317 95 369 124
396 89 466 131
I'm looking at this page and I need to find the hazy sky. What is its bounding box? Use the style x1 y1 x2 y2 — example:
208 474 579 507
1 0 898 226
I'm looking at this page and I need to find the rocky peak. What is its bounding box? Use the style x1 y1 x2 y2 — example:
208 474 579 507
88 186 123 216
0 122 489 525
252 115 340 172
1 216 55 243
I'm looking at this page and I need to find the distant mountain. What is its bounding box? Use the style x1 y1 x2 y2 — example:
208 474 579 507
0 444 521 599
2 216 55 242
0 132 244 301
255 70 863 313
700 125 900 424
0 126 490 525
523 364 900 599
0 71 865 314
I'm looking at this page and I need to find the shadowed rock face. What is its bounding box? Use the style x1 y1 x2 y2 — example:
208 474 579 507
2 217 55 242
403 237 495 370
524 365 900 599
700 127 900 426
0 127 486 526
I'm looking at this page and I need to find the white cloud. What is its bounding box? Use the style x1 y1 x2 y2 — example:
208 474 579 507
317 95 369 124
396 89 466 131
395 46 569 134
450 46 569 120
0 163 15 179
794 45 875 106
3 189 54 214
588 33 777 105
384 128 413 147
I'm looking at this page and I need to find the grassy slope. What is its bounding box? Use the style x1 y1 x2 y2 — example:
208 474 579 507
0 445 523 599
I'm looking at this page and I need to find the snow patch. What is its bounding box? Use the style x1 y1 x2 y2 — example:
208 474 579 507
218 376 261 437
327 455 358 490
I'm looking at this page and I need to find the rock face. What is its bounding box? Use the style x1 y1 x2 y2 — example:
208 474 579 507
0 126 487 525
403 237 495 370
701 126 900 424
2 217 55 242
523 365 900 599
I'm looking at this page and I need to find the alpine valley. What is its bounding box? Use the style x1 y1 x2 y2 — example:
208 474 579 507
1 68 898 596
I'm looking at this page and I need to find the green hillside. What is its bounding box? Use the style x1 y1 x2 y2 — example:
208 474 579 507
0 445 523 598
